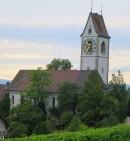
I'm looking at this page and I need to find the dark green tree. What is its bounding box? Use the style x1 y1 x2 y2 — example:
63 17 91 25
57 81 80 115
98 95 119 127
99 95 119 117
79 71 104 126
127 88 130 116
24 67 52 115
8 68 54 138
46 58 72 70
79 71 119 127
0 92 10 118
59 112 74 129
8 101 44 138
108 70 128 123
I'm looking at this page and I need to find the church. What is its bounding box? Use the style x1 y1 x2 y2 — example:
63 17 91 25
0 11 110 109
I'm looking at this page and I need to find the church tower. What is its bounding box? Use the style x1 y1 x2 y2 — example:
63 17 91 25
80 12 110 85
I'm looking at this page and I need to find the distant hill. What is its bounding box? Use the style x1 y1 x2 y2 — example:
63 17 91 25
126 84 130 89
0 79 11 84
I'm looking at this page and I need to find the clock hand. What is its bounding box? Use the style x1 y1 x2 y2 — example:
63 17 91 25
86 42 91 52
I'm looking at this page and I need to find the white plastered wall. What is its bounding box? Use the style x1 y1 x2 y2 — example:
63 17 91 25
9 91 58 109
47 93 58 108
97 37 109 84
9 91 21 108
80 14 98 70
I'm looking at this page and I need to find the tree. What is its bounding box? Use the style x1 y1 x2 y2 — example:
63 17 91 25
79 71 104 126
79 71 119 127
24 67 52 115
127 88 130 116
99 95 119 119
57 82 80 115
108 70 128 123
97 95 119 127
8 101 44 138
0 92 10 118
46 58 72 70
8 68 54 138
59 112 74 129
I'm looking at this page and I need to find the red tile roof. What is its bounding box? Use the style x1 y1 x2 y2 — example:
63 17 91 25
8 70 95 92
0 85 8 101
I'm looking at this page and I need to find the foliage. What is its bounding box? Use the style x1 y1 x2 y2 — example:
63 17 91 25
99 95 119 120
108 70 128 102
78 71 119 127
99 114 119 127
7 101 45 138
46 58 72 70
24 67 52 115
108 70 128 123
127 88 130 116
3 125 130 141
79 71 104 126
35 119 53 134
7 68 54 138
7 122 27 138
0 92 10 118
57 82 80 115
67 116 88 132
48 107 61 118
60 112 74 129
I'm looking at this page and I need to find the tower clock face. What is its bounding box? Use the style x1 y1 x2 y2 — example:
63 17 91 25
82 38 96 55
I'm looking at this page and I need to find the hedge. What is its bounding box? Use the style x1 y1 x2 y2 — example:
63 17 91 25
2 125 130 141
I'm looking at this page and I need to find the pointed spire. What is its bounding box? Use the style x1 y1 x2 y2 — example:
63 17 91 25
101 5 103 15
91 1 93 12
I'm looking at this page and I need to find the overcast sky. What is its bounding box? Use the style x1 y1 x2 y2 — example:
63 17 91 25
0 0 130 84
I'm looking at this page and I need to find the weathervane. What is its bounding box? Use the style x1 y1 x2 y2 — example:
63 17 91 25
91 1 93 12
101 4 103 15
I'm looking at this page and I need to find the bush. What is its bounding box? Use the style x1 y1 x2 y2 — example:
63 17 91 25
60 112 74 129
7 122 27 138
100 114 119 127
67 116 88 132
35 119 53 134
3 125 130 141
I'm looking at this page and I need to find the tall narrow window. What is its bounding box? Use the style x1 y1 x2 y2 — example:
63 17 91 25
101 41 106 54
88 28 92 35
52 97 55 108
87 67 90 70
102 67 104 73
12 95 14 105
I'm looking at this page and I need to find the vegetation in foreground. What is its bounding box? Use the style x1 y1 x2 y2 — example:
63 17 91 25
2 125 130 141
0 59 130 139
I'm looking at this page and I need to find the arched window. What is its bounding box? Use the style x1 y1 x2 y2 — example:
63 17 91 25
101 41 106 54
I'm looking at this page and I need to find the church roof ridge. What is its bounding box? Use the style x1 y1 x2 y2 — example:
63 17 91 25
7 69 96 92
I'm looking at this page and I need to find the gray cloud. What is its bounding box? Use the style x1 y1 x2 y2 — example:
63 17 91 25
0 24 82 47
110 65 130 73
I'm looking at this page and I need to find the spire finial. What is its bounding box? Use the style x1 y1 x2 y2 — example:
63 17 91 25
91 1 93 12
101 4 103 15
